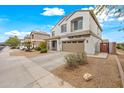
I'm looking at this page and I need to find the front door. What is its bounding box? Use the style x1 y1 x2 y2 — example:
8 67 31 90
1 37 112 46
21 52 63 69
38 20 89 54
52 40 57 50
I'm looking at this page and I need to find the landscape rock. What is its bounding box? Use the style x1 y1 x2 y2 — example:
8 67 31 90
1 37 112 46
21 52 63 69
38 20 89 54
83 73 93 81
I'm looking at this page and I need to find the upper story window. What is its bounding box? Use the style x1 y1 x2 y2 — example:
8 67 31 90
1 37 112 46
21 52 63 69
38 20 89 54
61 24 67 33
52 31 55 36
32 34 34 39
71 17 83 31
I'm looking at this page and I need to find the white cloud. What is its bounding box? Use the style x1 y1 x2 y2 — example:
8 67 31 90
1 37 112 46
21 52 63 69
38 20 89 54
117 17 124 21
41 7 65 16
108 18 115 21
100 23 103 27
81 6 94 10
0 18 9 22
4 30 31 39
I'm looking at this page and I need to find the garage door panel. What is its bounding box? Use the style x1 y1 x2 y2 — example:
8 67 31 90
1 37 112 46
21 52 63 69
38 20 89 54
62 41 84 53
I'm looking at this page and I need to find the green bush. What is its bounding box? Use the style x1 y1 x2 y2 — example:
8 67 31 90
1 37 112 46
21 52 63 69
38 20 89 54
116 45 124 50
40 48 47 53
65 52 87 69
36 42 47 51
35 47 41 51
10 46 17 49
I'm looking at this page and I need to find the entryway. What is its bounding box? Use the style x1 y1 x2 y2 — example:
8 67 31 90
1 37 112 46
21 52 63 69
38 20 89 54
51 40 57 50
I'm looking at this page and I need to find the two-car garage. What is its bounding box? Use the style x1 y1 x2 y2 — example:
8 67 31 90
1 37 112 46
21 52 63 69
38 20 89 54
62 40 84 53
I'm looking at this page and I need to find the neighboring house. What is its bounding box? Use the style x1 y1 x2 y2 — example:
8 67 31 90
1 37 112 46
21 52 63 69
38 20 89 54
19 39 25 49
30 31 50 48
45 10 102 55
19 35 31 49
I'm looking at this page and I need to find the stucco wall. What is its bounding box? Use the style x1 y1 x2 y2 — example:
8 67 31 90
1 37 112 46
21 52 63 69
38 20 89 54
52 11 90 36
89 14 102 38
84 35 101 54
31 33 49 40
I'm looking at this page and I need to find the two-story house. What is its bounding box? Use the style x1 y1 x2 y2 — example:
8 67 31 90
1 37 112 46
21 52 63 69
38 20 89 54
46 10 102 55
30 31 50 48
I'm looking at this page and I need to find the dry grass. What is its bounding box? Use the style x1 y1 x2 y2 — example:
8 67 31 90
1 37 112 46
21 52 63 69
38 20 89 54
10 49 48 58
52 55 122 88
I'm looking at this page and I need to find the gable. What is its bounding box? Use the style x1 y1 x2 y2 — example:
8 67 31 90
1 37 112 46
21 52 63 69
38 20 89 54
51 10 102 32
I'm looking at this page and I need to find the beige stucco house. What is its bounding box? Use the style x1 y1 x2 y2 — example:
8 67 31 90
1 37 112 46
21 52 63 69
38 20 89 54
46 10 102 55
30 31 50 48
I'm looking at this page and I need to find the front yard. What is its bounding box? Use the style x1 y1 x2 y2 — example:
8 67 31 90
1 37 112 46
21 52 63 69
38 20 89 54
10 49 48 58
52 55 122 88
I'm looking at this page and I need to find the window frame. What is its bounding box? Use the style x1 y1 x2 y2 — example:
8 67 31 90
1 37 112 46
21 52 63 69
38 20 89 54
61 24 67 33
71 17 83 31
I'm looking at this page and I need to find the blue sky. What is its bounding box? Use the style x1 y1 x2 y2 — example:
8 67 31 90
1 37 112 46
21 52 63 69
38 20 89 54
0 5 124 42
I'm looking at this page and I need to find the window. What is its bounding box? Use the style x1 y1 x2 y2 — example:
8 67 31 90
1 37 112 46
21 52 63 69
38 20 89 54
63 41 66 43
52 31 55 36
67 41 71 43
61 24 67 33
32 34 34 39
78 41 84 43
71 17 83 31
72 41 77 43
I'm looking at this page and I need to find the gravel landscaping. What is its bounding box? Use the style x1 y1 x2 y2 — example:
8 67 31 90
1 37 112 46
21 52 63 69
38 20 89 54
10 49 48 58
52 55 122 88
117 49 124 72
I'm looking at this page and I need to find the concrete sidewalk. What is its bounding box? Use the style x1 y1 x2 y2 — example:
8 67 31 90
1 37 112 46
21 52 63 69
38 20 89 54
0 47 73 88
87 53 108 59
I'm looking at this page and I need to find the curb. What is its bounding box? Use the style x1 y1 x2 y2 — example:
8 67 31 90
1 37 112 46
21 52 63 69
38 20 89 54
115 55 124 88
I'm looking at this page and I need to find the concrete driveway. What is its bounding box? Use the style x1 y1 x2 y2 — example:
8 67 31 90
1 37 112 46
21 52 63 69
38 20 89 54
29 51 69 71
0 47 35 87
0 47 73 88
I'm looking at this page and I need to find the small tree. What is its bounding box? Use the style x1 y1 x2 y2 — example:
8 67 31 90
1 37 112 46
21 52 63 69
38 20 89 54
24 41 32 51
5 36 20 49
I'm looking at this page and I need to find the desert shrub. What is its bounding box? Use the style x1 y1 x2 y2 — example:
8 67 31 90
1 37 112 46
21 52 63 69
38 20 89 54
36 41 47 51
65 54 79 69
40 48 47 53
35 47 41 51
65 52 87 69
79 52 87 65
116 45 124 50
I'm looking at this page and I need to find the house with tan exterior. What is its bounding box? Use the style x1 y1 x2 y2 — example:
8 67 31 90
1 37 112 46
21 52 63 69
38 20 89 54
20 31 50 49
46 10 102 55
30 31 50 48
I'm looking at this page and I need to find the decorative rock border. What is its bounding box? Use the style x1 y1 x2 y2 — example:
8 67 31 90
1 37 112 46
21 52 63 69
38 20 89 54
115 55 124 88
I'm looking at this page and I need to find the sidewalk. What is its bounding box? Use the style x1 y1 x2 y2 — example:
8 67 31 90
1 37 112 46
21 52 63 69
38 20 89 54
87 53 108 59
0 47 73 88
